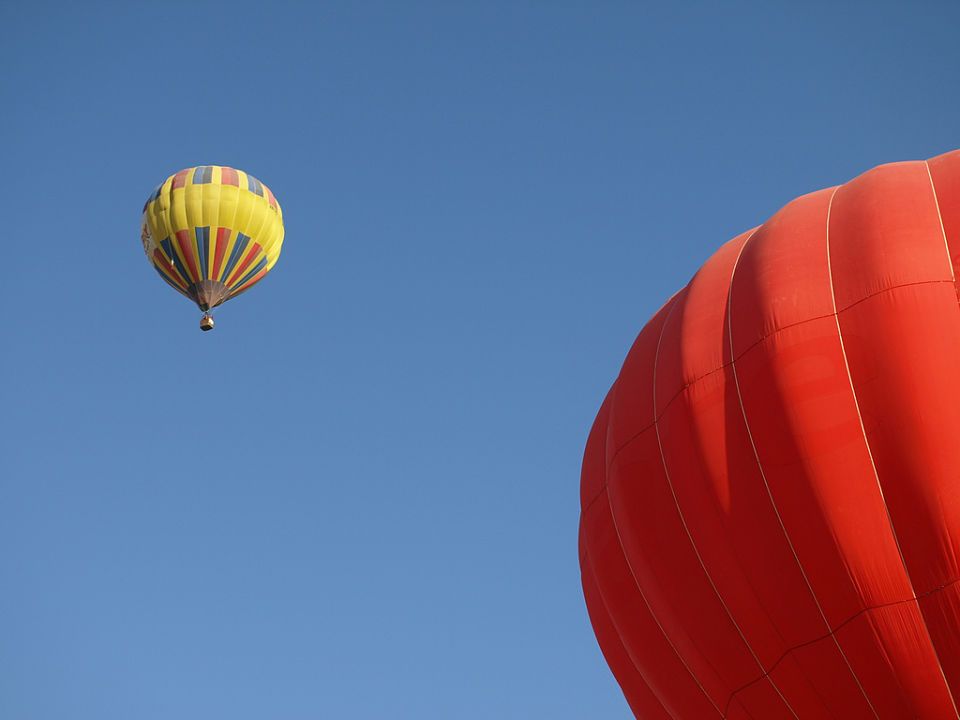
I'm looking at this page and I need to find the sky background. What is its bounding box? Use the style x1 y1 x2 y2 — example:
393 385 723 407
1 2 959 718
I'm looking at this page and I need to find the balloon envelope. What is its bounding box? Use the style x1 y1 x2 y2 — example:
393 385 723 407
580 150 960 719
140 165 284 313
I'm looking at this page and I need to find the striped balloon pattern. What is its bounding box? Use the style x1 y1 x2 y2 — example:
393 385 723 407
141 165 284 312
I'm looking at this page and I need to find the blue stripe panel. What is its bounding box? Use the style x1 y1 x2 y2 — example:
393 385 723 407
247 175 264 196
193 166 213 184
142 184 162 212
195 227 210 279
221 233 249 281
160 237 191 286
153 264 188 296
231 256 268 290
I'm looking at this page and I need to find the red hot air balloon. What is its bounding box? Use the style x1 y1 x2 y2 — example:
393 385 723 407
579 149 960 719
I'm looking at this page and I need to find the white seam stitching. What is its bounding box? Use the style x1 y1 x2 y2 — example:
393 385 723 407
729 187 880 719
839 166 960 717
581 546 677 719
652 232 799 720
603 479 724 719
919 163 960 716
602 294 725 719
593 276 954 500
926 160 957 285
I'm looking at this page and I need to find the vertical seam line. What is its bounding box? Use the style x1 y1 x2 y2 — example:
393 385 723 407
839 165 960 717
926 160 957 284
581 545 677 719
728 188 880 719
603 295 726 719
652 233 799 720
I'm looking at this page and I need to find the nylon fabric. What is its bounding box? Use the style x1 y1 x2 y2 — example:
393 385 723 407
580 149 960 718
140 165 283 311
581 528 674 719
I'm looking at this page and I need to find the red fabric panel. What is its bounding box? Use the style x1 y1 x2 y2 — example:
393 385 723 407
830 158 960 718
229 269 269 298
829 163 960 590
920 582 960 704
580 534 673 720
581 384 721 717
728 183 954 716
651 232 828 717
581 150 960 718
830 282 960 707
582 489 723 718
151 249 187 289
734 318 952 716
175 229 200 284
829 161 951 310
653 220 872 717
225 242 264 286
220 166 239 186
605 296 678 457
727 189 837 347
607 435 752 714
604 258 773 712
926 149 960 292
835 602 956 717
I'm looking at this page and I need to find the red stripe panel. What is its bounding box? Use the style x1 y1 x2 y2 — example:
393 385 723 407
604 298 676 459
652 229 865 718
833 280 960 706
171 169 189 190
225 242 263 286
919 582 960 707
731 179 954 717
829 162 959 593
231 268 268 296
265 186 277 208
212 228 230 280
594 292 742 715
152 249 187 289
581 153 960 718
220 167 239 186
579 396 670 719
581 539 673 720
582 490 725 718
175 229 200 284
639 236 831 718
927 150 960 298
830 162 950 310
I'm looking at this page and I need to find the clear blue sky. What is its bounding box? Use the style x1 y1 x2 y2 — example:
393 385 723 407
1 2 958 718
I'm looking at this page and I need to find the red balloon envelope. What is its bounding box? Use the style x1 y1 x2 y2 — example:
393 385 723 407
579 150 960 719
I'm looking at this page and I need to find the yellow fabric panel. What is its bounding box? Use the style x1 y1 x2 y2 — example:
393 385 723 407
217 229 239 283
201 182 220 230
143 165 283 245
218 184 241 245
184 185 202 229
140 165 284 309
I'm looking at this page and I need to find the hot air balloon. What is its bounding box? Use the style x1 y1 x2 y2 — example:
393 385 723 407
140 165 284 331
579 149 960 719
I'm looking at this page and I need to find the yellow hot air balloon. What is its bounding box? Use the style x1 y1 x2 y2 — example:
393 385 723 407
140 165 284 331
